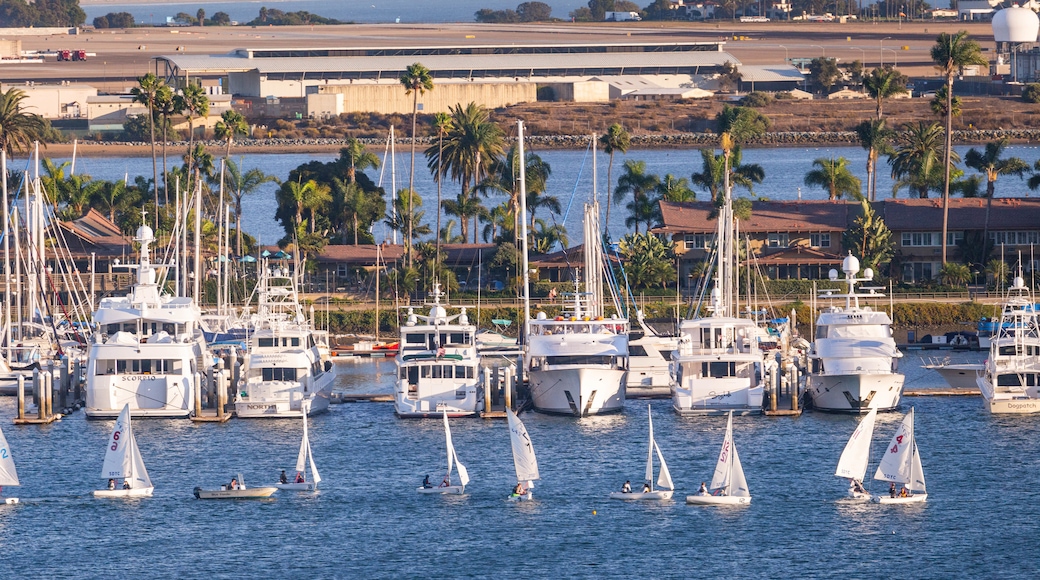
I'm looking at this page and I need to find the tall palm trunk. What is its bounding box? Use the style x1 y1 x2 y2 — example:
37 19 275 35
407 90 418 269
604 151 615 227
941 74 954 265
435 131 443 271
148 102 158 228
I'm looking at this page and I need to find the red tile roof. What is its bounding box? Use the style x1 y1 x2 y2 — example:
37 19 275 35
655 200 851 234
748 245 844 266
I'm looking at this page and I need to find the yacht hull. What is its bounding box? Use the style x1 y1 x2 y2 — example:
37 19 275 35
394 380 482 418
977 376 1040 413
927 364 984 390
86 407 190 420
193 487 278 499
529 367 626 416
234 392 331 418
672 378 764 416
806 373 904 413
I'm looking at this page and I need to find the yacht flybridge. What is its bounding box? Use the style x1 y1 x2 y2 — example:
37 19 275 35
85 223 208 419
394 284 482 418
234 261 336 418
977 274 1040 414
805 254 903 413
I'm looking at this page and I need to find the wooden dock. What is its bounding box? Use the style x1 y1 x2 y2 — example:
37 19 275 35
13 413 61 425
191 409 233 422
330 393 393 403
904 387 979 396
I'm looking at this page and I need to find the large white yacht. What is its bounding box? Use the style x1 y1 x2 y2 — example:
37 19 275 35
85 223 208 419
977 274 1040 414
234 262 336 418
805 254 903 413
626 314 679 397
394 284 482 418
670 172 772 416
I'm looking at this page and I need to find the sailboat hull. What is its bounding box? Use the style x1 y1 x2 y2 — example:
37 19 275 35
193 487 278 499
610 490 673 501
806 373 904 413
873 493 927 504
93 487 154 498
273 482 315 491
417 485 464 495
529 367 626 416
508 492 533 502
685 493 751 505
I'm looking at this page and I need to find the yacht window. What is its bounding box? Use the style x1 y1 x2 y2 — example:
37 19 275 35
309 335 316 349
106 324 119 335
661 350 674 361
259 338 275 347
997 374 1022 387
432 365 443 379
123 323 136 333
290 338 300 347
547 355 613 366
703 361 736 377
998 346 1017 356
455 365 467 378
177 324 187 335
443 366 453 379
261 368 298 381
449 332 467 345
162 323 175 335
405 334 425 345
132 360 141 373
117 360 128 373
140 360 153 374
95 360 114 375
400 367 407 379
407 366 419 385
421 365 431 378
630 345 648 357
816 326 828 339
263 368 273 381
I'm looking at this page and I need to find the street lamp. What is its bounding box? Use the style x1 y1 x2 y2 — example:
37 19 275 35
811 44 826 58
779 44 789 62
850 47 866 65
880 37 890 67
882 47 898 68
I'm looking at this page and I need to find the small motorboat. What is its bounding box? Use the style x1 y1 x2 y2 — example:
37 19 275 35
194 474 277 499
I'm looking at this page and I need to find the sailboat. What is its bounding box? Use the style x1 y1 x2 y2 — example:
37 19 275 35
835 407 877 500
610 404 674 501
93 404 154 498
417 410 470 495
686 411 751 505
274 403 322 491
0 424 19 504
506 408 539 501
872 407 927 504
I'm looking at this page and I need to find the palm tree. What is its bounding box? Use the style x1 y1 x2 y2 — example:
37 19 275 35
385 188 431 244
655 174 695 202
526 189 562 232
224 158 279 254
284 179 319 229
855 119 895 201
441 219 465 244
0 88 46 156
804 157 862 200
531 218 569 254
888 122 950 199
214 110 248 160
931 30 987 264
40 158 72 210
613 160 661 235
482 143 552 237
175 82 209 190
965 138 1028 247
57 174 105 220
690 146 765 201
400 62 434 266
332 177 385 245
154 84 177 204
339 138 380 184
441 190 487 243
599 123 630 227
862 67 907 120
130 74 163 218
432 111 452 260
425 102 505 243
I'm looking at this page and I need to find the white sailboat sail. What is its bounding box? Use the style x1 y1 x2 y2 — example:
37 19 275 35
654 440 673 491
645 407 655 487
910 441 925 493
874 408 915 484
443 411 469 487
0 424 18 487
294 409 321 487
709 411 736 493
644 405 673 491
835 407 877 482
101 404 151 489
729 444 750 497
506 409 539 484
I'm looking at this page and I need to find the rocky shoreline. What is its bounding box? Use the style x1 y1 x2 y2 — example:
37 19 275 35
46 128 1040 156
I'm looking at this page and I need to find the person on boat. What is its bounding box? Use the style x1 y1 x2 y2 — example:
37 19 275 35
698 482 708 495
279 470 288 484
440 475 451 488
642 482 651 493
889 483 896 498
512 482 525 496
900 487 908 498
107 479 115 490
422 475 433 489
294 472 305 484
122 480 130 490
230 478 239 491
621 480 632 493
852 480 866 494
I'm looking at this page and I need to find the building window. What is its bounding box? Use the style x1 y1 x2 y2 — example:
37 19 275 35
810 233 830 248
901 232 959 247
336 264 350 278
902 262 937 283
767 233 789 248
990 231 1040 246
684 234 712 250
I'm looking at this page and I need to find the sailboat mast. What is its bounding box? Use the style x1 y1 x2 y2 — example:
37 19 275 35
390 126 398 245
1 150 10 362
518 120 532 343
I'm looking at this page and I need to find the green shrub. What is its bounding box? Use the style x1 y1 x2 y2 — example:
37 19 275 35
740 92 774 108
1023 83 1040 104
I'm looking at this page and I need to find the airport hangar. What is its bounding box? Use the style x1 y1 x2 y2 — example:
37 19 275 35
152 42 795 117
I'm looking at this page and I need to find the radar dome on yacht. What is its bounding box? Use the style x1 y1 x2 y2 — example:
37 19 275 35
431 305 448 323
536 311 547 320
828 268 838 281
406 307 417 326
993 5 1039 43
842 254 860 276
459 307 469 325
1013 276 1026 289
135 223 154 242
864 267 874 280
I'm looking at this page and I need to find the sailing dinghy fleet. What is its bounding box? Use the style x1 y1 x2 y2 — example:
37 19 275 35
609 405 673 501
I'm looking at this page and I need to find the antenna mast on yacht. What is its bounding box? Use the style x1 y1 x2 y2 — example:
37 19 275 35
518 120 531 344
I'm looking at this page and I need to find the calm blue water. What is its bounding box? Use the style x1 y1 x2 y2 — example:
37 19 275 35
2 350 1039 577
81 0 588 25
17 144 1040 246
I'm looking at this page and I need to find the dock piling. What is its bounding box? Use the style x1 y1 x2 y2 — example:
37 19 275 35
16 375 24 420
504 367 513 412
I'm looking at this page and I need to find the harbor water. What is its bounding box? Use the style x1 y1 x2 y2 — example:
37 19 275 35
2 350 1039 577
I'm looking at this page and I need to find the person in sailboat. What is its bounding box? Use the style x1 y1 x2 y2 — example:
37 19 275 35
440 475 451 488
852 480 866 494
900 486 908 498
122 480 131 490
621 481 632 493
294 472 305 484
280 470 288 485
422 475 433 489
642 482 651 493
698 482 708 495
889 482 896 498
108 479 116 490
